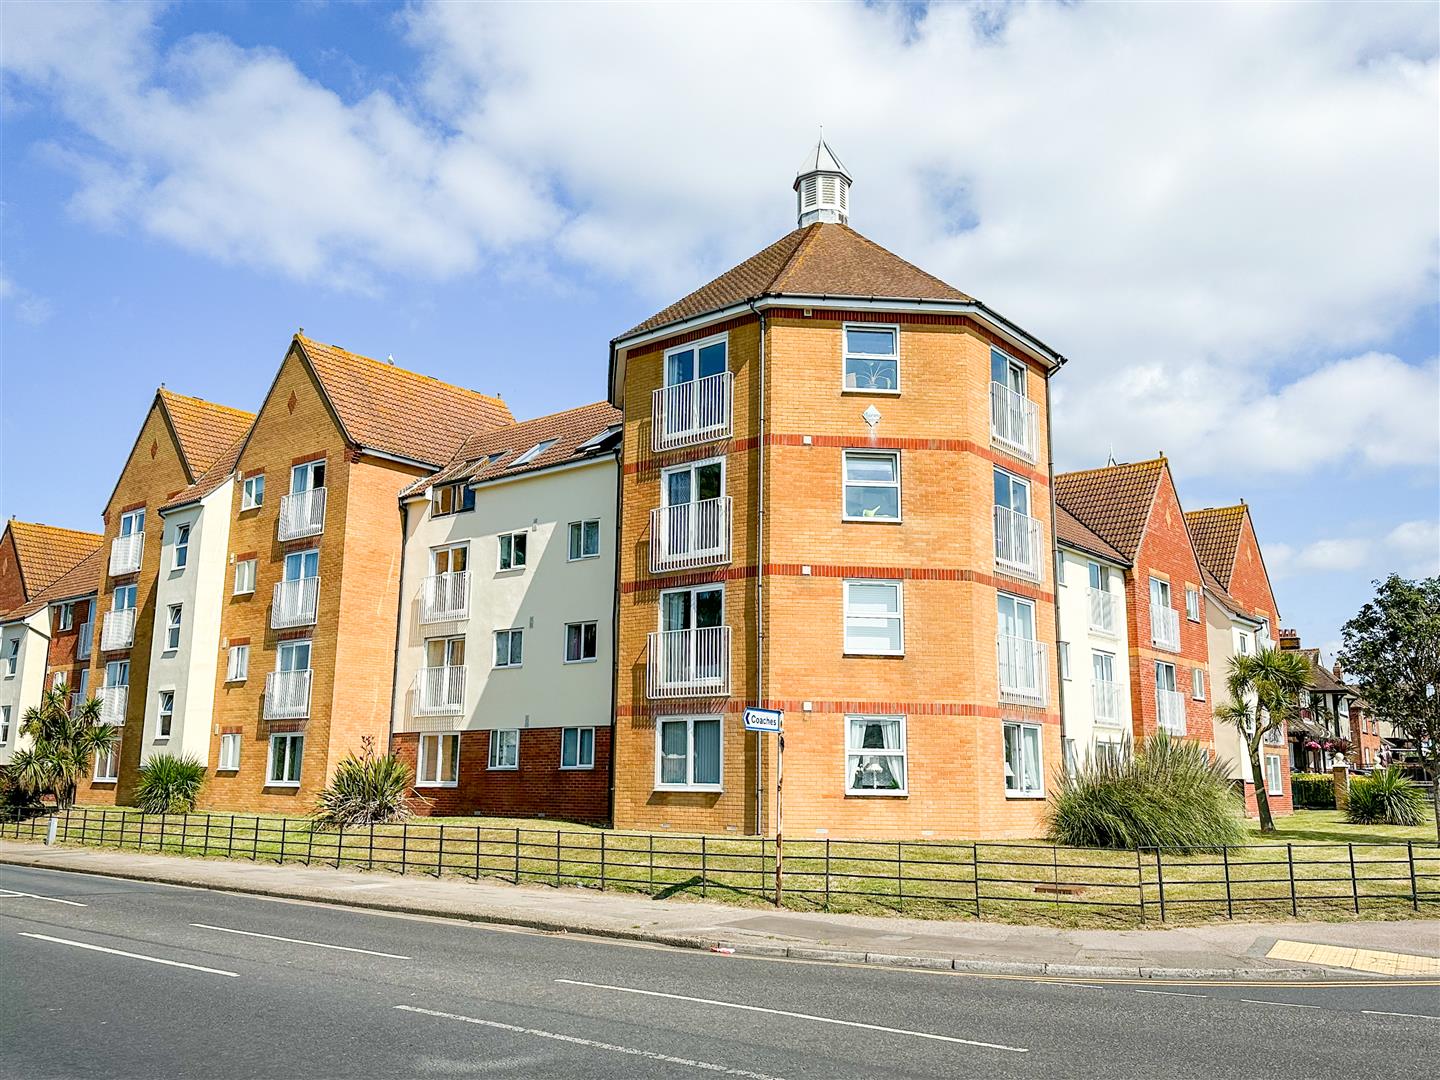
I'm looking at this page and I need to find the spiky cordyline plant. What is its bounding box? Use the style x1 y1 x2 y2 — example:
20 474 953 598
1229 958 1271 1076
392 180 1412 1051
311 738 417 828
4 685 119 810
1346 767 1429 827
134 753 208 814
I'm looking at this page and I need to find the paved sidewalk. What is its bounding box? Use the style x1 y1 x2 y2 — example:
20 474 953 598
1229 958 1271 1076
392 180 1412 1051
4 839 1436 980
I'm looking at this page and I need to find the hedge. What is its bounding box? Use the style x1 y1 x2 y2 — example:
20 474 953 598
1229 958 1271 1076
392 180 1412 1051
1290 772 1336 810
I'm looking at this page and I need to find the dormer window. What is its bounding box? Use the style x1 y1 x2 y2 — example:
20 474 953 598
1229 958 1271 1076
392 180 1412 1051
511 439 557 467
432 482 475 517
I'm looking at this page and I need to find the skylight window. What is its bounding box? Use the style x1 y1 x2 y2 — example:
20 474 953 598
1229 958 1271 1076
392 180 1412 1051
577 425 621 451
511 439 557 467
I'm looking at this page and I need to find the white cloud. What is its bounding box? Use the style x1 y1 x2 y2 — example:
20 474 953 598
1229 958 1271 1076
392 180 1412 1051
1269 518 1440 579
0 273 55 325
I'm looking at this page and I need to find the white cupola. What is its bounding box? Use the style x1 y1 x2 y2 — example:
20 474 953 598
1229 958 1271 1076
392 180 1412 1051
794 136 851 228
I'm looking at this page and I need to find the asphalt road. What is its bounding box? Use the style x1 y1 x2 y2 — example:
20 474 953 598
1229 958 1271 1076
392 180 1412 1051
1 864 1436 1080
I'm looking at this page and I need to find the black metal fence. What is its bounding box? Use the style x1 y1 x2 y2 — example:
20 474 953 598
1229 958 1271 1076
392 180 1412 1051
4 808 1437 925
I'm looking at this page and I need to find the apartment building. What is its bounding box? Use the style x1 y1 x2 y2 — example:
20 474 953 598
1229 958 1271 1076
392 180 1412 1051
391 402 621 821
1187 503 1290 813
1055 458 1214 750
609 142 1068 839
82 391 255 802
205 335 514 812
1054 508 1134 768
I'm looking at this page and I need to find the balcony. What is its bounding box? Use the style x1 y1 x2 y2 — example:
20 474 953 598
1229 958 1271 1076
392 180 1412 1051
264 669 312 721
100 608 136 651
1093 681 1122 725
109 532 144 576
650 497 733 574
990 382 1039 462
652 372 733 452
414 666 466 715
271 577 319 629
997 634 1048 707
98 685 128 726
278 487 326 541
419 571 470 623
1088 588 1117 635
1157 689 1187 735
1151 606 1181 651
76 621 93 660
647 626 731 699
994 505 1044 582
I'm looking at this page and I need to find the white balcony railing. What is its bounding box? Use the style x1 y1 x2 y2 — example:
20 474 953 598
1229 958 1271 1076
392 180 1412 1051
109 532 144 575
278 487 327 541
997 634 1048 706
100 608 136 651
1093 681 1122 725
76 621 94 660
271 577 319 629
98 685 128 726
990 382 1039 462
994 505 1044 581
647 626 731 699
264 669 312 721
1151 605 1181 651
652 372 733 452
1088 588 1117 635
414 666 466 715
1157 689 1187 735
650 497 733 573
419 572 470 623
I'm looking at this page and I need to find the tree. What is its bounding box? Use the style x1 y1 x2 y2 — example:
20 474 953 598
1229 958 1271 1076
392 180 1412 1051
1339 575 1440 841
1214 648 1312 833
4 684 119 810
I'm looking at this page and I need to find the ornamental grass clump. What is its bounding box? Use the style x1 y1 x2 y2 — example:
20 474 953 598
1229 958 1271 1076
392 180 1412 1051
1046 732 1247 850
312 741 416 827
1346 767 1428 827
134 753 207 814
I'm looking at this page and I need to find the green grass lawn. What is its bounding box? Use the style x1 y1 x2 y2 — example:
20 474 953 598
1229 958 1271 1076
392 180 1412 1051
1246 809 1436 846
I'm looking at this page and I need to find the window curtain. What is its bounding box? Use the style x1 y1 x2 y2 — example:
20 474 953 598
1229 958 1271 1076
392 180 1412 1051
849 718 903 790
660 721 688 784
693 719 721 785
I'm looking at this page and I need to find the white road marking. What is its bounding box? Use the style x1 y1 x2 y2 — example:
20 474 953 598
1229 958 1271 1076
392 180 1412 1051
16 932 239 977
1363 1010 1440 1021
0 889 87 907
190 923 411 959
554 978 1028 1053
1239 999 1320 1010
394 1004 786 1079
1053 982 1101 990
1133 989 1206 999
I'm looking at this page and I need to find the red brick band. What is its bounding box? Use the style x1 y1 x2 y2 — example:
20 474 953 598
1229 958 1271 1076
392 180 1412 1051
624 564 1052 603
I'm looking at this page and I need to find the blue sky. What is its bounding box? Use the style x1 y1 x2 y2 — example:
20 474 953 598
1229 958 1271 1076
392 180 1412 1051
3 1 1437 658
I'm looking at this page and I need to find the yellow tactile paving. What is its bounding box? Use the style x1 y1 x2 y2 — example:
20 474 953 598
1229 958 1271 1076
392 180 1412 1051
1268 939 1440 976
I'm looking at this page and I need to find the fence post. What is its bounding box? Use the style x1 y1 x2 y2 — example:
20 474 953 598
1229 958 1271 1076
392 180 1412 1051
278 818 288 864
180 814 190 853
1051 845 1060 912
437 824 446 877
159 814 168 852
701 836 708 899
1348 844 1360 913
897 842 905 902
648 833 655 895
82 808 90 845
824 839 832 913
1222 846 1233 920
368 823 375 870
400 823 409 875
1408 841 1419 911
474 827 481 881
1156 849 1167 923
335 822 345 870
1135 846 1146 924
1286 843 1298 917
513 827 521 884
974 844 983 919
555 830 561 887
251 816 260 861
227 813 235 857
599 832 607 891
138 814 147 851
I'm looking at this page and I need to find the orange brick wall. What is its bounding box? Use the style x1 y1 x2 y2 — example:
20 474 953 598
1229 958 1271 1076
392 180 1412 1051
0 531 26 613
46 596 95 688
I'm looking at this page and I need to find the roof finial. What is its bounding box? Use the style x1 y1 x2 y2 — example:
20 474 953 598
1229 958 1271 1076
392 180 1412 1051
794 133 851 228
1105 444 1116 467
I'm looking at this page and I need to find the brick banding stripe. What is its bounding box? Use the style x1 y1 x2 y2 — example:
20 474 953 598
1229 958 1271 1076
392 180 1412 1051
618 699 1059 721
624 564 1052 603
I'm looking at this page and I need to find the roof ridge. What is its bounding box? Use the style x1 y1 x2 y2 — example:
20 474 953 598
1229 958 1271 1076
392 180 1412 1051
1186 504 1246 517
8 520 103 540
769 224 824 292
1056 457 1166 481
157 387 256 420
296 334 506 411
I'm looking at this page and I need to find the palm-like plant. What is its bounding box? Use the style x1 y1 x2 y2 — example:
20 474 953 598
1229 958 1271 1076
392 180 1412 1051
5 684 120 810
1214 648 1311 833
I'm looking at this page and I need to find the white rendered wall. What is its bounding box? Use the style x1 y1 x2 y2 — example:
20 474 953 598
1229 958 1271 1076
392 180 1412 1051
1055 545 1132 764
0 610 49 761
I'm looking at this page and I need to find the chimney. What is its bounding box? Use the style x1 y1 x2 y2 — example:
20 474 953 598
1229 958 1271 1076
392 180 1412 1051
1278 628 1301 651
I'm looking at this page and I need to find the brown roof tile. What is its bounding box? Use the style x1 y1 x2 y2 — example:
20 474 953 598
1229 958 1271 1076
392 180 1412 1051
2 521 103 601
158 389 255 479
619 223 974 340
1185 505 1247 589
1291 647 1350 695
1054 459 1166 561
296 336 515 467
1054 506 1129 566
159 429 250 513
2 545 102 622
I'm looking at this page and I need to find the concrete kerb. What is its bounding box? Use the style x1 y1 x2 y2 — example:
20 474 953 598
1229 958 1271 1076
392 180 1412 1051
0 849 1356 982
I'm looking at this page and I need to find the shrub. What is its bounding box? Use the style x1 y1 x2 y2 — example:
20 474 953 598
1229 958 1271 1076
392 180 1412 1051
1290 772 1336 810
312 745 416 827
134 754 207 814
1346 767 1428 827
1046 732 1247 850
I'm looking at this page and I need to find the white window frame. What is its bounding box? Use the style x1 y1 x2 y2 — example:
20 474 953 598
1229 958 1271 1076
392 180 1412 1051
217 732 241 771
1055 551 1067 586
564 621 598 664
57 603 74 631
93 742 119 782
497 530 527 571
1265 754 1283 796
568 519 601 561
156 690 174 740
494 628 523 669
173 522 191 571
432 481 475 517
291 458 326 493
488 728 520 771
226 645 249 683
561 726 596 770
417 733 460 787
114 583 138 611
842 579 904 657
1003 720 1045 798
1185 586 1201 622
241 474 265 510
164 604 182 652
4 639 17 678
1192 667 1207 701
119 508 145 536
1 705 11 744
841 449 902 522
844 714 908 796
841 322 900 394
511 439 558 468
1059 642 1071 680
663 332 729 389
233 557 257 595
654 714 723 792
266 732 304 787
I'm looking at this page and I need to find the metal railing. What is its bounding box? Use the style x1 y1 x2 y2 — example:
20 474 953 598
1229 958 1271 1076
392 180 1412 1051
98 686 128 726
271 576 320 629
100 608 136 651
1157 688 1187 735
1093 681 1122 725
419 571 470 623
263 670 312 721
997 634 1048 706
650 497 733 573
109 532 144 575
8 808 1435 927
76 621 93 660
647 626 730 698
993 505 1043 581
1088 589 1117 635
652 372 733 452
989 381 1038 462
414 666 465 715
1151 606 1181 651
278 487 327 541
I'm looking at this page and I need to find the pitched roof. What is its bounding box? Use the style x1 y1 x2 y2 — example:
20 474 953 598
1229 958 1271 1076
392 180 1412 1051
157 389 255 480
159 429 249 513
294 335 515 468
796 138 851 182
1054 506 1129 566
2 520 103 601
619 223 974 339
1185 505 1248 588
1 545 102 622
1293 648 1350 695
401 402 622 500
1198 562 1249 620
1054 458 1167 561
